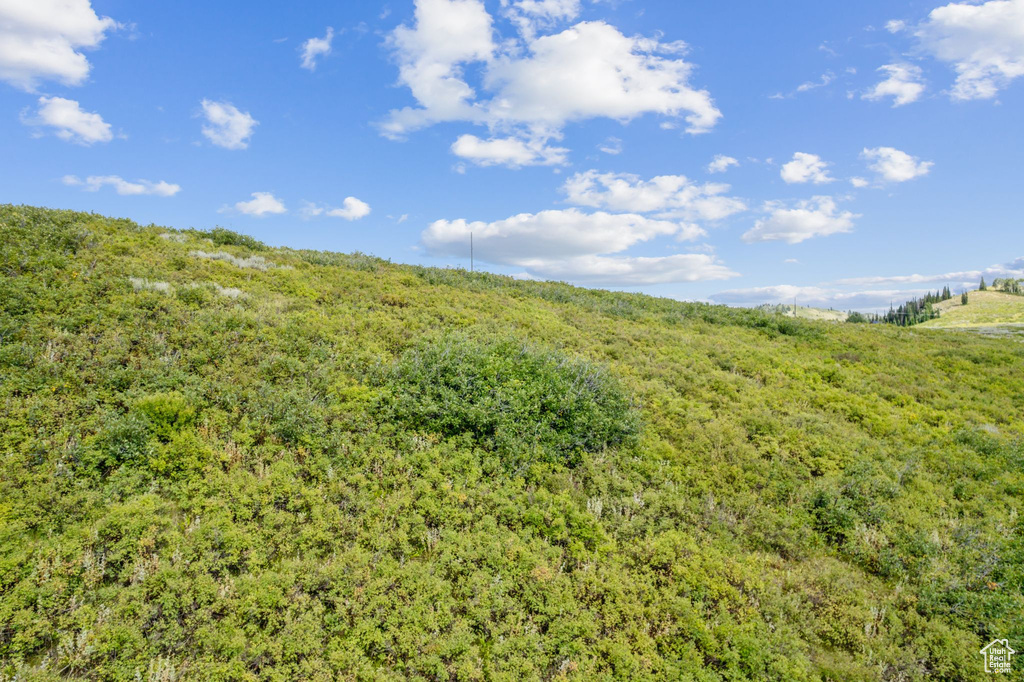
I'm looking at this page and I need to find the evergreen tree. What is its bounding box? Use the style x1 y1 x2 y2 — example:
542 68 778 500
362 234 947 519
980 277 987 291
961 291 969 305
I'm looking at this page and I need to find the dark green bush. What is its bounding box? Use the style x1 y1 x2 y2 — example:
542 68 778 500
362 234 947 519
87 395 203 476
809 488 857 545
202 226 266 250
91 413 153 472
372 335 639 468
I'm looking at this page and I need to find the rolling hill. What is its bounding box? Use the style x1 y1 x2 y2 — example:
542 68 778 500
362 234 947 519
2 205 1023 681
756 304 848 322
922 290 1024 329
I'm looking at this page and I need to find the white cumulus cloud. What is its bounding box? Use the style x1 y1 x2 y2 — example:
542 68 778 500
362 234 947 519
200 100 258 150
863 63 925 106
707 155 739 174
300 27 334 70
862 146 933 182
451 134 568 167
0 0 117 90
836 257 1024 286
234 192 286 216
742 197 858 244
424 209 680 260
915 0 1024 100
504 0 581 38
302 197 372 220
63 174 179 196
421 207 736 284
710 285 937 312
382 0 720 162
780 152 834 184
24 96 111 144
562 170 746 222
383 0 496 136
524 254 738 285
329 197 371 220
482 21 719 135
710 257 1024 313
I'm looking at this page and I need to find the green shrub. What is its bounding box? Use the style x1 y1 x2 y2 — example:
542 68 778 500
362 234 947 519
90 413 153 472
372 335 639 468
846 311 869 323
134 392 197 442
202 226 266 250
809 488 857 545
147 429 213 475
176 285 211 307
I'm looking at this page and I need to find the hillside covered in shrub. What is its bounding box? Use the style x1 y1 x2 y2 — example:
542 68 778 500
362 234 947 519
1 205 1022 681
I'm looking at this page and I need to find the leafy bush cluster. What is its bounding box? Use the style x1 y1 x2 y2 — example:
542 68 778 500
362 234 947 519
372 335 639 470
201 226 267 251
86 392 209 477
1 204 1023 681
992 277 1023 295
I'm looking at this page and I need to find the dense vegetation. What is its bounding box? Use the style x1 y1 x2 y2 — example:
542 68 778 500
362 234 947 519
922 290 1024 331
755 304 846 323
859 288 956 327
992 278 1024 296
1 205 1023 681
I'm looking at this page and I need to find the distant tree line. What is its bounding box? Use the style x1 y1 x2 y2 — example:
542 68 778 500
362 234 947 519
992 277 1023 295
847 287 955 326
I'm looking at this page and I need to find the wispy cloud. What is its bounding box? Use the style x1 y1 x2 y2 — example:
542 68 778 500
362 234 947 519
300 27 334 70
63 174 180 196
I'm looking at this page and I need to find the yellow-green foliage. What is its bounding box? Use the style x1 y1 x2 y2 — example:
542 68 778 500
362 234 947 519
925 290 1024 328
1 205 1023 681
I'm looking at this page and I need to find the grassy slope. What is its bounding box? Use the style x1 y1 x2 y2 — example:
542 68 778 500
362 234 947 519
1 205 1023 681
924 291 1024 328
758 305 848 322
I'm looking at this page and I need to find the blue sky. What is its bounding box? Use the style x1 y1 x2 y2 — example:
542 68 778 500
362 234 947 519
2 0 1022 311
